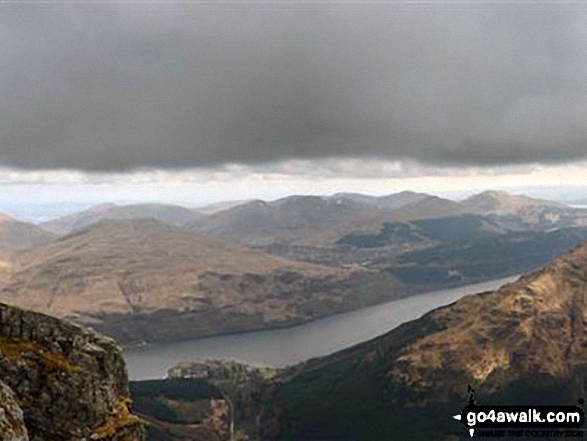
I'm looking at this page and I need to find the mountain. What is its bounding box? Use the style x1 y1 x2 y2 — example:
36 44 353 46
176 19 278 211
0 215 57 257
383 195 466 222
337 214 507 248
329 191 430 210
461 190 587 231
0 219 402 345
194 193 460 246
462 190 564 214
254 241 587 440
41 203 204 235
0 302 144 440
136 361 278 441
195 196 380 246
375 190 432 209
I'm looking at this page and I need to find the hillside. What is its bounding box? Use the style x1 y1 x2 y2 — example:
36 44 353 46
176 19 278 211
195 196 382 246
194 193 462 246
0 215 57 257
329 191 430 209
257 241 587 440
129 378 228 441
461 190 587 231
0 302 144 440
41 203 204 235
0 219 403 345
194 199 253 215
385 195 467 222
461 190 562 213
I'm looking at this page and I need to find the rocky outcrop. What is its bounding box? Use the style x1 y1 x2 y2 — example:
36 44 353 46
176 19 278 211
0 381 28 441
0 302 144 440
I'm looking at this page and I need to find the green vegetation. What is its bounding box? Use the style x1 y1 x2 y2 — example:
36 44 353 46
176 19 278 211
411 215 502 242
269 346 460 439
130 378 221 424
337 216 587 293
337 222 423 248
386 226 587 290
130 378 221 402
337 215 502 248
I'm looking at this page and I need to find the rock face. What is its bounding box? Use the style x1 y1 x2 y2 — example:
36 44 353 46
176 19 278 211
0 303 144 440
0 381 28 441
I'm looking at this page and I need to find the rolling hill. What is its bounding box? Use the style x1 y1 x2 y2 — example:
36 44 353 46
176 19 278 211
41 203 204 235
461 190 564 214
193 193 463 246
461 190 587 231
0 219 403 345
194 196 381 246
0 214 57 257
329 190 430 209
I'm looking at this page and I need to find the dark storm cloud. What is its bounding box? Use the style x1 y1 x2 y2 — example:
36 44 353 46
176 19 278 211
1 2 587 171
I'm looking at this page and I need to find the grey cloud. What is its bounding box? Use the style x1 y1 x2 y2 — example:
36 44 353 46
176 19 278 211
1 3 587 171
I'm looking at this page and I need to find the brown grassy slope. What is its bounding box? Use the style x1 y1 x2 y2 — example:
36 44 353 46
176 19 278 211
195 194 464 246
461 190 564 214
387 241 587 400
0 215 57 257
0 219 403 344
461 190 587 230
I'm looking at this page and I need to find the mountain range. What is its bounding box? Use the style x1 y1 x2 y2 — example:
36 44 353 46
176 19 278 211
4 189 587 440
29 190 587 247
3 190 587 345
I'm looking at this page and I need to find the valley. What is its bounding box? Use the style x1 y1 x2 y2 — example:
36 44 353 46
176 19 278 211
123 276 514 380
137 240 587 440
0 190 586 348
2 190 587 440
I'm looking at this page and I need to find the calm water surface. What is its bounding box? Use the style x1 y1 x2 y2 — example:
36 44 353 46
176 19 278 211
124 276 517 380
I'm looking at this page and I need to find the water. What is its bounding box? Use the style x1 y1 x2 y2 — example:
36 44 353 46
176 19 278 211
124 276 517 380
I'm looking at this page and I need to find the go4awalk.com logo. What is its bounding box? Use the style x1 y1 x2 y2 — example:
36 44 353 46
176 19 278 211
452 386 585 438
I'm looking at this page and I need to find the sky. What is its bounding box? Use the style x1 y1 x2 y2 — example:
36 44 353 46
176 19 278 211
2 0 587 209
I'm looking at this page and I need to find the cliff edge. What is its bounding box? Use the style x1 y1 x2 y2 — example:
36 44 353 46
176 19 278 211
0 302 144 441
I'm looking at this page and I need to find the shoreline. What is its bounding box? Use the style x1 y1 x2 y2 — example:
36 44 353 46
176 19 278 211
121 272 519 351
124 274 517 380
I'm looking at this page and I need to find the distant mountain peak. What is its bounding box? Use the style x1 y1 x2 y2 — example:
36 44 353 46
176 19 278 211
462 190 563 214
41 202 203 235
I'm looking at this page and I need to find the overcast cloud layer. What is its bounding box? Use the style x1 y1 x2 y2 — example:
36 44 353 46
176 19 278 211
1 2 587 171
